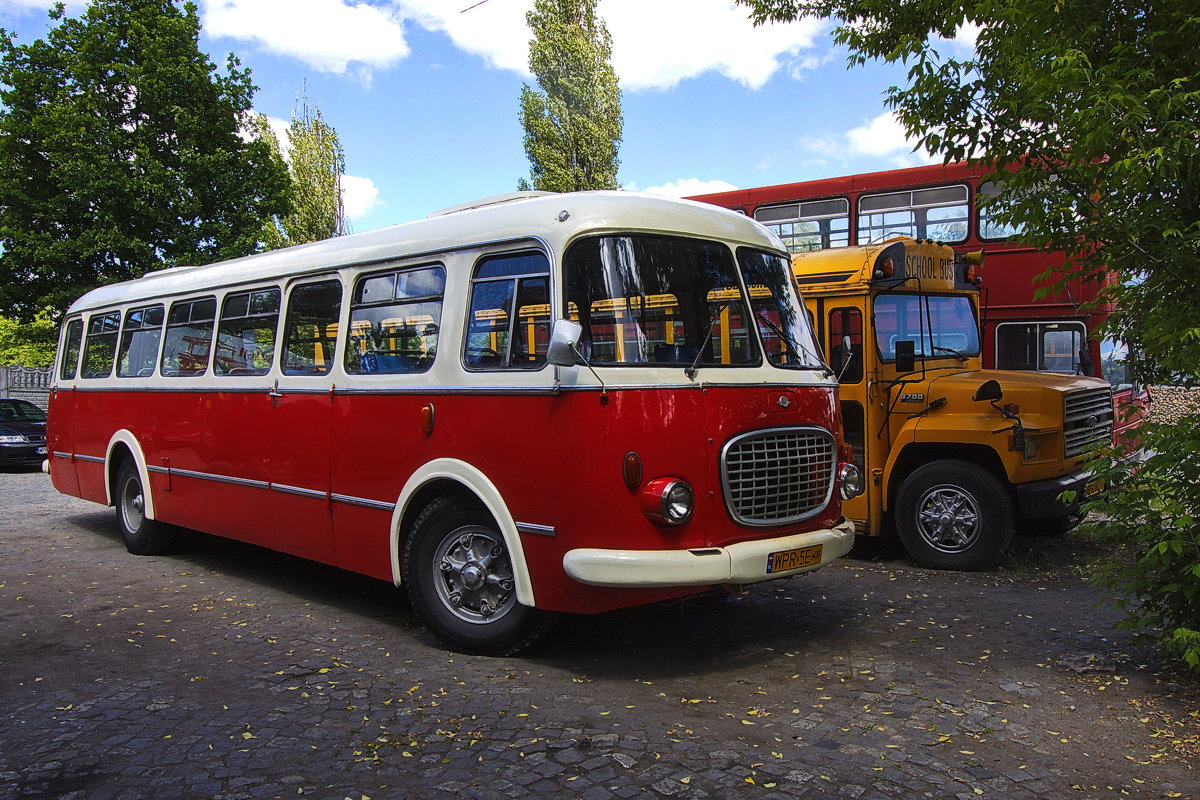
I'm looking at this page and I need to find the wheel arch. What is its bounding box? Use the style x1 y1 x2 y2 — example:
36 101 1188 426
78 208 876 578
104 431 157 520
885 442 1010 512
389 459 535 607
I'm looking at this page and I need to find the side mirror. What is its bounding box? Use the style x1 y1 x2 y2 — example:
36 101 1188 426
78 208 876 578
547 319 583 367
973 379 1003 403
895 339 916 374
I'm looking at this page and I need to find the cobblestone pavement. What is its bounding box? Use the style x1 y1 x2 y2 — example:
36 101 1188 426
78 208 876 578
1 469 1196 800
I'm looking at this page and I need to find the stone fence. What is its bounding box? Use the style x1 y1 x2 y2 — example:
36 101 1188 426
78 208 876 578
1147 385 1200 425
0 365 51 411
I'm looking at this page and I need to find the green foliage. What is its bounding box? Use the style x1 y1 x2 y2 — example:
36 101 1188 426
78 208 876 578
519 0 622 192
0 310 57 367
738 0 1200 672
254 103 346 249
1085 417 1200 671
0 0 291 320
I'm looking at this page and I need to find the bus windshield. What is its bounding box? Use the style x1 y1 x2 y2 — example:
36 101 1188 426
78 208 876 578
564 234 820 370
874 293 981 362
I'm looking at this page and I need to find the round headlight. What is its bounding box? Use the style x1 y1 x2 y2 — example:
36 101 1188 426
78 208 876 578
641 478 694 526
838 463 864 500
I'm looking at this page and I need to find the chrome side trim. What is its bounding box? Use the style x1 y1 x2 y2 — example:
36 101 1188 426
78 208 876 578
331 493 396 512
53 451 72 460
271 483 327 500
516 522 556 537
74 454 106 464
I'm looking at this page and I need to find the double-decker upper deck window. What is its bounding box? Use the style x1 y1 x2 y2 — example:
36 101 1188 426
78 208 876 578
161 297 216 376
564 235 760 368
283 280 342 375
347 266 445 374
858 185 969 245
978 181 1026 240
755 199 850 253
59 318 83 381
117 305 164 378
82 311 121 378
216 288 280 376
465 252 550 370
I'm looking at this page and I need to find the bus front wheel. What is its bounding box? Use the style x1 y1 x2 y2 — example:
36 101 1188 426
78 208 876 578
895 460 1013 570
115 461 177 556
403 496 555 655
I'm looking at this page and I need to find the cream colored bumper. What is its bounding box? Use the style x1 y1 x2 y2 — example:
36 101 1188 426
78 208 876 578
562 518 856 588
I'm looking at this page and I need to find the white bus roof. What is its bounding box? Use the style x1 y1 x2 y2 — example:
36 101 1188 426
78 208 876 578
67 191 782 315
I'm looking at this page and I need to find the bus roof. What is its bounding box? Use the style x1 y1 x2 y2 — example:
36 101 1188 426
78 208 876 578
791 237 964 293
68 191 783 315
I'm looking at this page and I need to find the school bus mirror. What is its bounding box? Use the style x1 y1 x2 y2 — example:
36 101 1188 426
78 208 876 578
895 339 916 373
972 379 1003 403
547 318 583 366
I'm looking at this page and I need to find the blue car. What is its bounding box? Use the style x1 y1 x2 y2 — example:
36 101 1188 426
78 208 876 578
0 399 47 469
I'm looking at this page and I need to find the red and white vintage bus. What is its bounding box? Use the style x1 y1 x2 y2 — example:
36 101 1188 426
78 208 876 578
689 162 1150 442
48 191 861 654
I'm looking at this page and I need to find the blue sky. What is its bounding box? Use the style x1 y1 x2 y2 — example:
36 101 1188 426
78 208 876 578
0 0 976 233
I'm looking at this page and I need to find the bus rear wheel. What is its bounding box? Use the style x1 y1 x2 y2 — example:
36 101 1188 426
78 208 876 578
404 496 555 655
895 460 1013 570
115 461 177 556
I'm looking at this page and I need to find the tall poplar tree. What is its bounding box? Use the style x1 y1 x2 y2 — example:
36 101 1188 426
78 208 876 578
254 103 347 250
518 0 622 192
0 0 290 318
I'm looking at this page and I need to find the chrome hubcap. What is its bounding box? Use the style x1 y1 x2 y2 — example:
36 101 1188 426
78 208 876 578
432 527 516 624
121 475 145 533
915 485 981 553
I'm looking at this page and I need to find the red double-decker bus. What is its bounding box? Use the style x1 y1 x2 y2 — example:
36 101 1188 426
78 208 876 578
689 162 1149 441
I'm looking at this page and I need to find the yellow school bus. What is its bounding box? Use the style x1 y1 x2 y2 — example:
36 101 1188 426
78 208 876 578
794 237 1114 569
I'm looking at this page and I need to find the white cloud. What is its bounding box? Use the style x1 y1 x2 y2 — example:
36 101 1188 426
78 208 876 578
203 0 825 91
632 178 738 198
341 174 382 221
843 111 938 167
201 0 409 76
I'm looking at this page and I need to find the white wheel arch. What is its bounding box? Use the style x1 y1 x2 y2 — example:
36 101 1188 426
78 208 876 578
390 458 535 607
104 431 157 520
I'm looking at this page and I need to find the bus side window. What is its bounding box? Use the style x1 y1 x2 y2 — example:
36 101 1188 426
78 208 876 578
345 265 445 375
117 305 165 378
465 252 550 370
81 311 121 378
161 297 217 377
59 318 84 381
216 288 280 376
283 279 343 376
828 307 863 383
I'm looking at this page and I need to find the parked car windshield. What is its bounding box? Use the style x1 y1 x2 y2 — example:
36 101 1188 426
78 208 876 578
0 399 46 422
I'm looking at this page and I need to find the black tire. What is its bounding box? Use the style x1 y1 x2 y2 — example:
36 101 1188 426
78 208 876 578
403 496 555 655
114 461 177 556
895 460 1013 570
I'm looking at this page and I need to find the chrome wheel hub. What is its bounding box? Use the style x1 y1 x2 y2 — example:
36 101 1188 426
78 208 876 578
915 485 981 553
432 527 516 624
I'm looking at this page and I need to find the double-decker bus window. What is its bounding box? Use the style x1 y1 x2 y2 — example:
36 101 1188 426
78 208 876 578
283 280 342 376
215 288 280 376
346 266 445 374
858 185 968 245
59 318 83 381
161 297 217 377
117 305 165 378
465 252 549 370
995 321 1086 373
978 181 1026 240
754 198 850 253
828 307 863 383
565 235 758 367
81 311 121 378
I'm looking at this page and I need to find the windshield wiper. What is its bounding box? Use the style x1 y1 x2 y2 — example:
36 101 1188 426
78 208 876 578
685 303 729 380
755 310 834 376
931 345 969 362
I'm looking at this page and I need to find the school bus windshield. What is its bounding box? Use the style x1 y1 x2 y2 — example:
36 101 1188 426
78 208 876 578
874 293 981 362
563 234 823 370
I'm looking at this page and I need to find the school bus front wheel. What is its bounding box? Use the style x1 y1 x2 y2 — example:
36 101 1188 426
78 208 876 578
894 459 1014 571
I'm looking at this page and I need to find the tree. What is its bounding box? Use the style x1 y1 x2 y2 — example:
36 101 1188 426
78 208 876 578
740 0 1200 671
0 0 290 319
254 103 347 250
518 0 622 192
0 311 57 367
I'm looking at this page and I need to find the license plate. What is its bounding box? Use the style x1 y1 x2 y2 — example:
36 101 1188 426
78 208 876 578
1085 479 1104 497
36 447 47 455
766 544 823 574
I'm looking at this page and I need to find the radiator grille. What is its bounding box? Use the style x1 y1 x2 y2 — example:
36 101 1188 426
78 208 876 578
721 427 836 526
1064 387 1114 457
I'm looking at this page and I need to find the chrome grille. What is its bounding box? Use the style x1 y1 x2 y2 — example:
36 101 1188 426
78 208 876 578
1064 387 1114 457
721 427 836 526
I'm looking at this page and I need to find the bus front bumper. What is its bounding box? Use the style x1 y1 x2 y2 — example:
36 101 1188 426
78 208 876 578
562 518 856 588
1016 470 1097 519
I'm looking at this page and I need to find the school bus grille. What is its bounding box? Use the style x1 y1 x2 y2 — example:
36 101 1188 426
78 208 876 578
721 427 836 526
1064 387 1115 458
